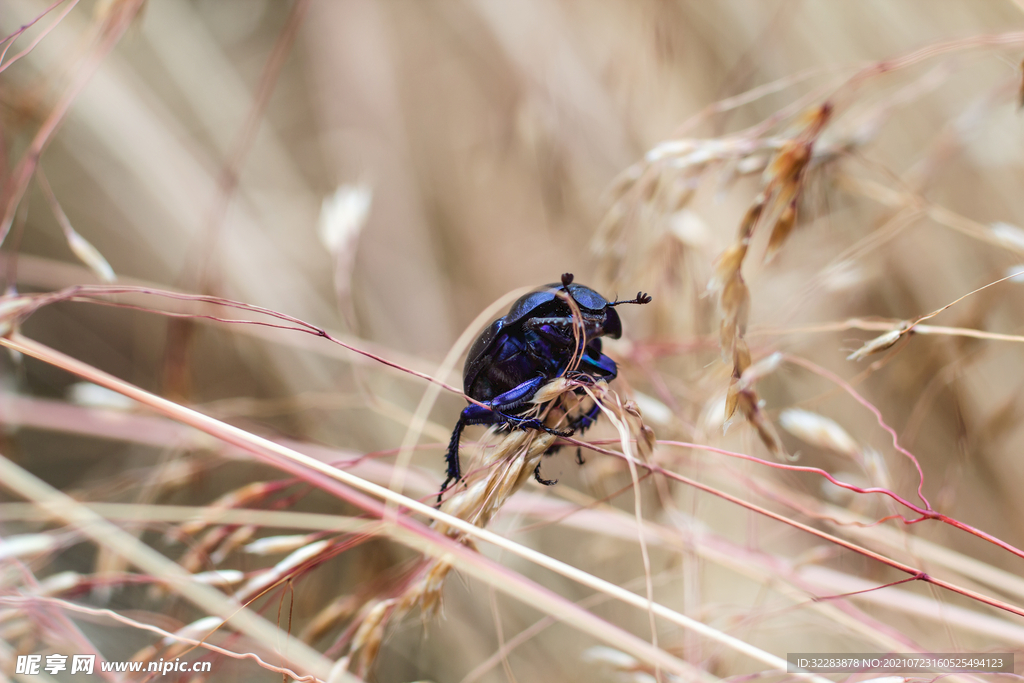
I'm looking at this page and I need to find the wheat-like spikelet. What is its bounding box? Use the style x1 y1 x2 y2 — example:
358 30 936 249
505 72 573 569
339 376 652 675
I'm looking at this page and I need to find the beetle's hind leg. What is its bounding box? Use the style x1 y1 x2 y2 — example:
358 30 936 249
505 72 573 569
533 462 558 486
439 416 468 504
441 376 577 503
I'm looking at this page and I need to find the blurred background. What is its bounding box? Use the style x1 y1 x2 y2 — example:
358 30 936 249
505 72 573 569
3 1 1024 681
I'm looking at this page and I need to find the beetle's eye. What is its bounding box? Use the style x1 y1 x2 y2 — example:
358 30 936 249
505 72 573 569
603 308 622 339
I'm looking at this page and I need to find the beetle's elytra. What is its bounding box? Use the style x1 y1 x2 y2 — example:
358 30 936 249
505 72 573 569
440 273 651 501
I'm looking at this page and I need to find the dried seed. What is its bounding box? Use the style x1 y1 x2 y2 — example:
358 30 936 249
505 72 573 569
992 221 1024 253
244 534 315 556
766 140 810 185
724 379 741 425
190 569 245 586
738 352 784 390
846 327 904 361
210 524 255 565
638 426 657 461
531 376 572 404
238 539 330 600
36 571 81 596
737 198 765 242
301 594 361 643
66 382 135 410
350 599 395 674
732 338 751 376
631 392 672 427
747 402 788 460
780 409 859 457
765 198 798 261
710 242 748 292
163 617 223 646
318 184 372 256
0 533 58 560
719 277 750 332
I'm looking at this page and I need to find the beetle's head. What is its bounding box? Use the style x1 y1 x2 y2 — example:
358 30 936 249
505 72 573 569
541 278 618 339
505 275 650 340
557 275 651 339
564 283 620 339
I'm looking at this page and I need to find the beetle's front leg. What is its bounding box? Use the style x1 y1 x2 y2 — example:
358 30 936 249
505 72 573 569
522 317 594 373
522 316 574 331
439 376 574 503
465 375 578 435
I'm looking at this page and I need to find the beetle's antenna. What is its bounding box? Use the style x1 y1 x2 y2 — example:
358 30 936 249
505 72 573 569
560 272 574 289
608 291 653 306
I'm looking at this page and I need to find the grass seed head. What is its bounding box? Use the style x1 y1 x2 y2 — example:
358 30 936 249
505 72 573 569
766 140 812 186
737 199 765 242
190 569 245 586
531 376 573 404
301 594 362 644
779 408 860 458
765 198 798 262
238 539 330 601
737 352 783 391
846 327 905 361
179 481 279 536
991 221 1024 252
349 599 396 676
210 524 256 565
711 244 747 293
244 534 317 556
0 533 58 560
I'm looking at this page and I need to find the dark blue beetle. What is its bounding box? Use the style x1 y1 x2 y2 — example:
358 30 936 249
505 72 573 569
441 273 651 499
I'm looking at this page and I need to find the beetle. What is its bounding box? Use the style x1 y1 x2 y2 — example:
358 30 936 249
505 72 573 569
440 273 651 500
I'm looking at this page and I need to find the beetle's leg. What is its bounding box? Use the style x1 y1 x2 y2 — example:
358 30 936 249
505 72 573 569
523 317 598 352
439 416 469 504
470 376 575 437
576 447 585 465
522 316 574 332
558 349 614 432
497 413 574 437
522 317 578 348
484 375 547 410
458 395 576 437
533 462 558 486
572 397 604 431
440 376 576 502
440 402 502 503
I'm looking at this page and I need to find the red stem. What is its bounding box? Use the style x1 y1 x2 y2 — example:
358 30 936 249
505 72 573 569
657 439 1024 562
563 436 1024 619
